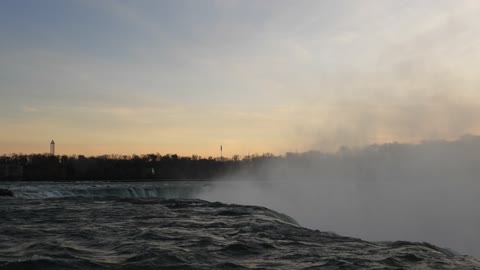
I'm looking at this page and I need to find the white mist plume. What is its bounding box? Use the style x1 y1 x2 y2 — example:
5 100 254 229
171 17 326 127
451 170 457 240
199 136 480 257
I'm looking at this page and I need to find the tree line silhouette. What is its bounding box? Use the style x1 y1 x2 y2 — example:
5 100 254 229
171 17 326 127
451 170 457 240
0 153 279 181
2 135 480 182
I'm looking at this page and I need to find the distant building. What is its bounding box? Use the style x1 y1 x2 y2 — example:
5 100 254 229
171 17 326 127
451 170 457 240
50 140 55 155
0 164 23 181
286 152 299 159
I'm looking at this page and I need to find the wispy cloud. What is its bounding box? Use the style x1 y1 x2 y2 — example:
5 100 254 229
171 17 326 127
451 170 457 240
1 1 480 154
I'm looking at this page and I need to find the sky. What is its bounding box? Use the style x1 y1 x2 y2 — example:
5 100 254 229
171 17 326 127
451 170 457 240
1 0 480 156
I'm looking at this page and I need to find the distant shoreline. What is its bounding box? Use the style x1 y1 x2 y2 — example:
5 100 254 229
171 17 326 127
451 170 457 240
1 153 276 182
0 178 218 183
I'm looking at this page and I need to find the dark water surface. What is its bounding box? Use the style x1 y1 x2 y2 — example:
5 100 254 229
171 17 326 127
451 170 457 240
1 182 479 269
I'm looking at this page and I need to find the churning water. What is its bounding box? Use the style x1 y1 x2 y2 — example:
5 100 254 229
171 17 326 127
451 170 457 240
1 181 479 269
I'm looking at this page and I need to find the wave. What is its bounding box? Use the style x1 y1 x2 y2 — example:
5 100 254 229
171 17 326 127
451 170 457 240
1 197 478 269
6 182 208 199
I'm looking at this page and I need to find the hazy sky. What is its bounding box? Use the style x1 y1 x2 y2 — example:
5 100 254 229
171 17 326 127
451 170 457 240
1 0 480 156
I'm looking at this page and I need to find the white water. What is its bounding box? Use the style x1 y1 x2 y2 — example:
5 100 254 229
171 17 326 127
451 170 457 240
5 181 210 199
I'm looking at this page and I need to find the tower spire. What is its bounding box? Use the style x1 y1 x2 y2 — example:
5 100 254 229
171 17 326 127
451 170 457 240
50 140 55 155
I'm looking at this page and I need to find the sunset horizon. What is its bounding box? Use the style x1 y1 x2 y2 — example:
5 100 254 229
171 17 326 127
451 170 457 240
2 1 480 268
3 1 480 156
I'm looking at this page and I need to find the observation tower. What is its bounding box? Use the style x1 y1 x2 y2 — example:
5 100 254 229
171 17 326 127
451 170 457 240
50 140 55 155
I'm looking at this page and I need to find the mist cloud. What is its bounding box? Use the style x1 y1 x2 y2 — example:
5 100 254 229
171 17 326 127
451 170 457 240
199 136 480 256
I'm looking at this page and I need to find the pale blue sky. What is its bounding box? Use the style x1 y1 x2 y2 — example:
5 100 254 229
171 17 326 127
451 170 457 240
1 0 480 155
